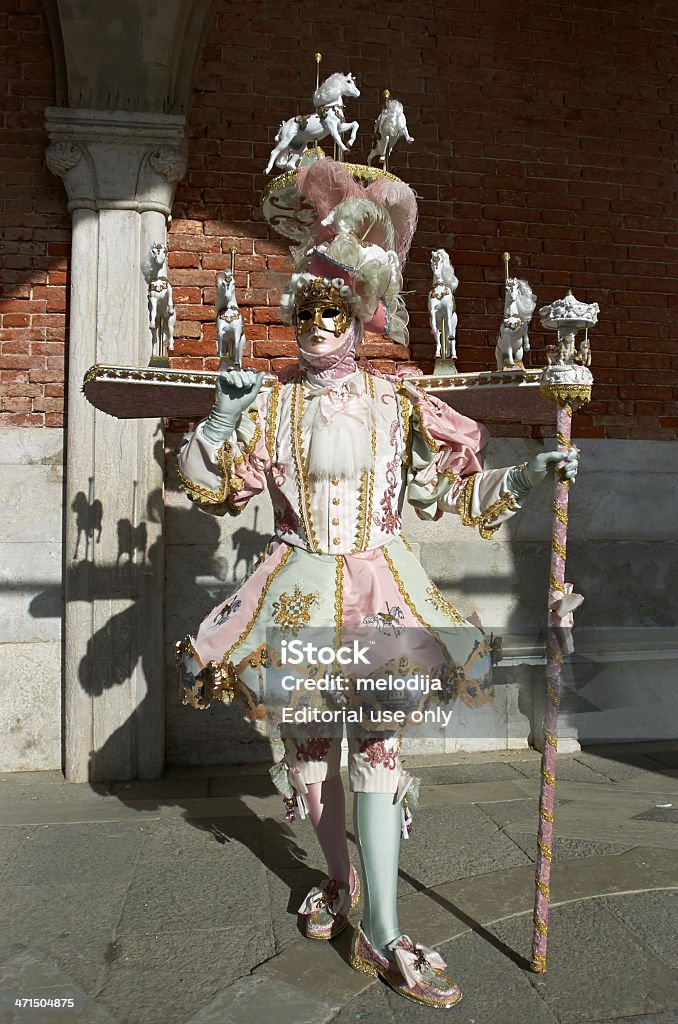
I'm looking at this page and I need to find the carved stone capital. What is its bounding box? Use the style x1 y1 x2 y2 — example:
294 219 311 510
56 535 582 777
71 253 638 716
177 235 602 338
45 140 82 177
45 107 187 214
149 146 187 185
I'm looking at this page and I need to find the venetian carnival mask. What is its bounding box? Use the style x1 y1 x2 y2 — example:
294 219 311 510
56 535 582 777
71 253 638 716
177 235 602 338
293 278 352 339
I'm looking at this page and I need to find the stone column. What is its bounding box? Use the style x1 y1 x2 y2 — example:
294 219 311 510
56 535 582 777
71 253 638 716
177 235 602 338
46 108 187 781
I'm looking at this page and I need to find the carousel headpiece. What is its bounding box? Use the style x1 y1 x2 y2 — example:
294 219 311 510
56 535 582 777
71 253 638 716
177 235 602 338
280 159 417 344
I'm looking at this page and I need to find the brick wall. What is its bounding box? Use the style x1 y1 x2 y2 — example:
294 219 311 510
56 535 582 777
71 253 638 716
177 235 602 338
169 0 678 439
1 0 677 439
0 0 69 428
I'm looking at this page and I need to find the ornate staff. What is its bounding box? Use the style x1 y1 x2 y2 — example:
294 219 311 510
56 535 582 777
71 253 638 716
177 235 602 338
530 292 599 973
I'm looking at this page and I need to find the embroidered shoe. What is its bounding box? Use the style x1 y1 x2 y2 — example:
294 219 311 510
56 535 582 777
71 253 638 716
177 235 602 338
298 868 360 941
349 923 462 1009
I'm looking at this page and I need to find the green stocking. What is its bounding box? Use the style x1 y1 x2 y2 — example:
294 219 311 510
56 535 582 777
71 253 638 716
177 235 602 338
353 792 401 953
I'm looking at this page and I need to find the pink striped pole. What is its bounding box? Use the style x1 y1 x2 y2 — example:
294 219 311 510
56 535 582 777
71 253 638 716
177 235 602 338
530 373 592 973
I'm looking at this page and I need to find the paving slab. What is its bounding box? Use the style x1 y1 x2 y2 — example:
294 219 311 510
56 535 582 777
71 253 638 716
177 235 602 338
397 804 531 889
97 922 274 1024
0 951 116 1024
490 901 678 1024
415 761 524 785
511 756 613 784
2 822 146 887
506 834 634 863
184 974 337 1024
601 891 678 970
0 882 128 998
115 821 274 942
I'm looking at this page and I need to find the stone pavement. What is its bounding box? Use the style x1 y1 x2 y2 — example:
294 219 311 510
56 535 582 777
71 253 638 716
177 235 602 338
0 744 677 1024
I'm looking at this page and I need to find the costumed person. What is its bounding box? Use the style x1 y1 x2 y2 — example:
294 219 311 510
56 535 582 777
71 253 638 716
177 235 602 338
176 159 578 1009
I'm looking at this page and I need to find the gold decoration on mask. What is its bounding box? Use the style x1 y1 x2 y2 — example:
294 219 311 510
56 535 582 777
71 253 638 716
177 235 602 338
293 278 352 338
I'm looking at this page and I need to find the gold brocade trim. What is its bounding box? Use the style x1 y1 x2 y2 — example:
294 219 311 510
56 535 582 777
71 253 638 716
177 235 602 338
401 535 412 552
334 556 344 654
544 730 558 747
531 952 547 973
176 438 235 504
241 408 261 455
354 470 369 552
537 838 553 862
546 684 561 707
552 502 568 525
547 643 564 664
539 382 592 406
426 583 465 625
552 539 567 559
291 382 320 553
266 381 282 463
533 913 548 935
261 160 403 202
535 877 550 899
382 546 453 678
459 476 519 540
550 575 565 592
540 805 554 823
541 767 556 786
365 373 377 550
416 410 440 454
220 546 293 666
399 389 412 467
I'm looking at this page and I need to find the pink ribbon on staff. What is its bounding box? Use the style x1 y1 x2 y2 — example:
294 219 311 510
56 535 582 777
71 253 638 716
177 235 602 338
305 379 369 426
393 938 448 989
548 583 584 628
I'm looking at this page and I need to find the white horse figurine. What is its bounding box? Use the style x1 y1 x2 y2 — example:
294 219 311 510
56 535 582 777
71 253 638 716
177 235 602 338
367 96 414 167
428 249 459 359
495 278 537 370
216 270 245 367
265 72 360 174
142 242 176 363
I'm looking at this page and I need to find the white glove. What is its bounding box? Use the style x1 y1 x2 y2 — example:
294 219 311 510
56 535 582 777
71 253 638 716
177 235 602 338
507 448 579 498
202 369 265 444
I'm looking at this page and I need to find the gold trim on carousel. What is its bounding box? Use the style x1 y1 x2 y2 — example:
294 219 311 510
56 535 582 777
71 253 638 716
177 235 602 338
539 381 592 406
261 159 404 205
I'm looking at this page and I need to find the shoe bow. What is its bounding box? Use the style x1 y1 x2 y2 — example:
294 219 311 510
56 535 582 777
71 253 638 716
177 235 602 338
392 937 448 989
298 880 351 918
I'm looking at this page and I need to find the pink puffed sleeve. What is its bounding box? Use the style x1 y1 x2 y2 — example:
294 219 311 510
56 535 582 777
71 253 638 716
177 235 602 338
404 383 521 538
177 391 273 516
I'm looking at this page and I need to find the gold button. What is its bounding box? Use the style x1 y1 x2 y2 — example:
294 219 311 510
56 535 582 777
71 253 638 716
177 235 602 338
331 477 339 486
332 517 340 525
332 497 340 505
332 538 340 545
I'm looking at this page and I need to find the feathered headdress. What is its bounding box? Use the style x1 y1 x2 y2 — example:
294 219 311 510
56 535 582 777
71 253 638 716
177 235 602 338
280 158 418 345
